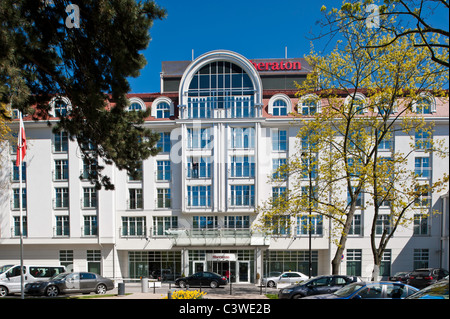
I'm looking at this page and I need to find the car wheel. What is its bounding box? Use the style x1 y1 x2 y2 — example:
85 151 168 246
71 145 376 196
210 281 218 288
0 286 8 297
292 294 304 299
267 281 276 288
178 280 186 288
46 285 59 297
96 284 107 294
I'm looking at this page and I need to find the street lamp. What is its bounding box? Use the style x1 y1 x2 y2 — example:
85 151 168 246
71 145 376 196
301 151 313 279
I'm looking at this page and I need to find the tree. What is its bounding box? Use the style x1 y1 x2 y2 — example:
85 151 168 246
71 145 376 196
256 15 448 275
0 0 166 189
318 0 449 67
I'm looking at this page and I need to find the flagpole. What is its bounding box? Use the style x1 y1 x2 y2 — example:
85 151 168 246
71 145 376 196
18 111 25 300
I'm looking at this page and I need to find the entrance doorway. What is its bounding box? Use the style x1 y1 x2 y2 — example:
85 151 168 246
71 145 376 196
212 261 236 283
193 261 205 272
238 262 250 283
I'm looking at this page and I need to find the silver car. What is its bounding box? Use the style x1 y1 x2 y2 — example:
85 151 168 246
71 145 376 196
262 271 308 288
25 272 114 297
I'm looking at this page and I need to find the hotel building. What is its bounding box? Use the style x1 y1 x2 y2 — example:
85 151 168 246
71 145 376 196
1 50 448 283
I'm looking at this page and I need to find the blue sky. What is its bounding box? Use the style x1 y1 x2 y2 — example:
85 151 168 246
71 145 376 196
128 0 449 93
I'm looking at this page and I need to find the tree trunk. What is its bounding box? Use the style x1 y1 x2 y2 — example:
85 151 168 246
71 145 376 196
371 264 380 281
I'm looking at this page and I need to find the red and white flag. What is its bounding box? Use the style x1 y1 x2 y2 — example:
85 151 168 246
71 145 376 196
16 114 26 167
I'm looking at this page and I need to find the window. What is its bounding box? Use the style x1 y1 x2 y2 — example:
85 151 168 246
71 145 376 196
231 127 255 149
301 156 317 179
272 158 287 179
230 156 254 178
230 185 255 207
83 216 98 236
300 97 317 115
380 250 391 277
415 129 432 150
82 158 97 180
193 216 217 229
128 161 143 181
349 215 361 235
345 93 367 115
156 132 171 152
415 185 431 207
12 188 26 210
346 249 362 276
187 185 211 207
55 187 69 209
186 61 254 119
128 97 146 111
156 188 171 208
13 216 27 237
156 160 171 181
224 216 250 229
413 214 428 235
348 188 363 207
54 160 68 181
272 187 287 207
376 215 391 235
59 250 73 269
87 250 101 274
83 187 97 209
272 129 287 151
415 157 430 178
51 97 71 117
54 132 68 152
297 215 323 235
129 188 143 209
187 128 212 149
187 156 212 179
156 102 170 118
122 217 146 237
413 249 429 269
12 161 26 182
414 96 433 114
55 216 70 236
267 216 290 236
377 131 393 151
273 99 287 116
153 216 178 236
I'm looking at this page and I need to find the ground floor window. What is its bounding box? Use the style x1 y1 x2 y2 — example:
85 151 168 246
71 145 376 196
128 251 182 281
87 250 101 274
263 250 318 277
346 249 362 276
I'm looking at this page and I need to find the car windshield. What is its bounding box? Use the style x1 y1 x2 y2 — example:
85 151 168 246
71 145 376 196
51 273 70 281
408 280 449 299
0 265 13 274
333 283 364 297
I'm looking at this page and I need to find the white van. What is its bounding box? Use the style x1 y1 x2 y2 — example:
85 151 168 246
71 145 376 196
0 265 66 297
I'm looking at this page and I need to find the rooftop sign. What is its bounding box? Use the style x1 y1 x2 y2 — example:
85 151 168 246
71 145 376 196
250 60 302 72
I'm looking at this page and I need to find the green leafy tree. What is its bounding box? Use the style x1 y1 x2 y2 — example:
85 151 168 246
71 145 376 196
0 0 166 189
256 14 448 275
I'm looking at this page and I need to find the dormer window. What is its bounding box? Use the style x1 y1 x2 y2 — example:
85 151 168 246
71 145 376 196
151 97 174 118
268 94 291 116
127 97 146 112
298 94 320 115
50 96 72 117
413 93 436 114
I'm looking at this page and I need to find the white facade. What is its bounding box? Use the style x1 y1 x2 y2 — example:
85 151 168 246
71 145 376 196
1 50 448 283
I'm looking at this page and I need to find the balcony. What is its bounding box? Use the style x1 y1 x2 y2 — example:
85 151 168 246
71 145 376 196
165 228 270 247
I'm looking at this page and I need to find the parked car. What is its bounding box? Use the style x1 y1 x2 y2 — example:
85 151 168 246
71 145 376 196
24 272 114 297
278 275 361 299
303 281 419 299
0 265 65 297
175 271 227 288
407 279 449 299
389 272 411 283
407 268 449 289
262 271 308 288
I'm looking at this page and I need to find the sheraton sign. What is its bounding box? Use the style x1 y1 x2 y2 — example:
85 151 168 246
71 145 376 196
250 60 302 72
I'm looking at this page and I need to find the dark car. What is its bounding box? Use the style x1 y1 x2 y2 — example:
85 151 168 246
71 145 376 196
25 272 114 297
303 281 418 299
407 279 449 299
278 275 360 299
175 271 227 288
407 268 449 289
389 272 411 283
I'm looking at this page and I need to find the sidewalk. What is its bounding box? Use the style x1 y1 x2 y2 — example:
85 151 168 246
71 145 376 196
104 283 271 299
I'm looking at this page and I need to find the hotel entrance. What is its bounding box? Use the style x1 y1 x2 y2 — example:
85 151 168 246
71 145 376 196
189 250 253 283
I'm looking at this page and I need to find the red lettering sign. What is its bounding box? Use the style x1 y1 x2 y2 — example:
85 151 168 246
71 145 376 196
250 60 301 71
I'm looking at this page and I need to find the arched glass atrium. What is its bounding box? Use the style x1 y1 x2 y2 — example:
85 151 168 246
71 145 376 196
185 61 256 119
